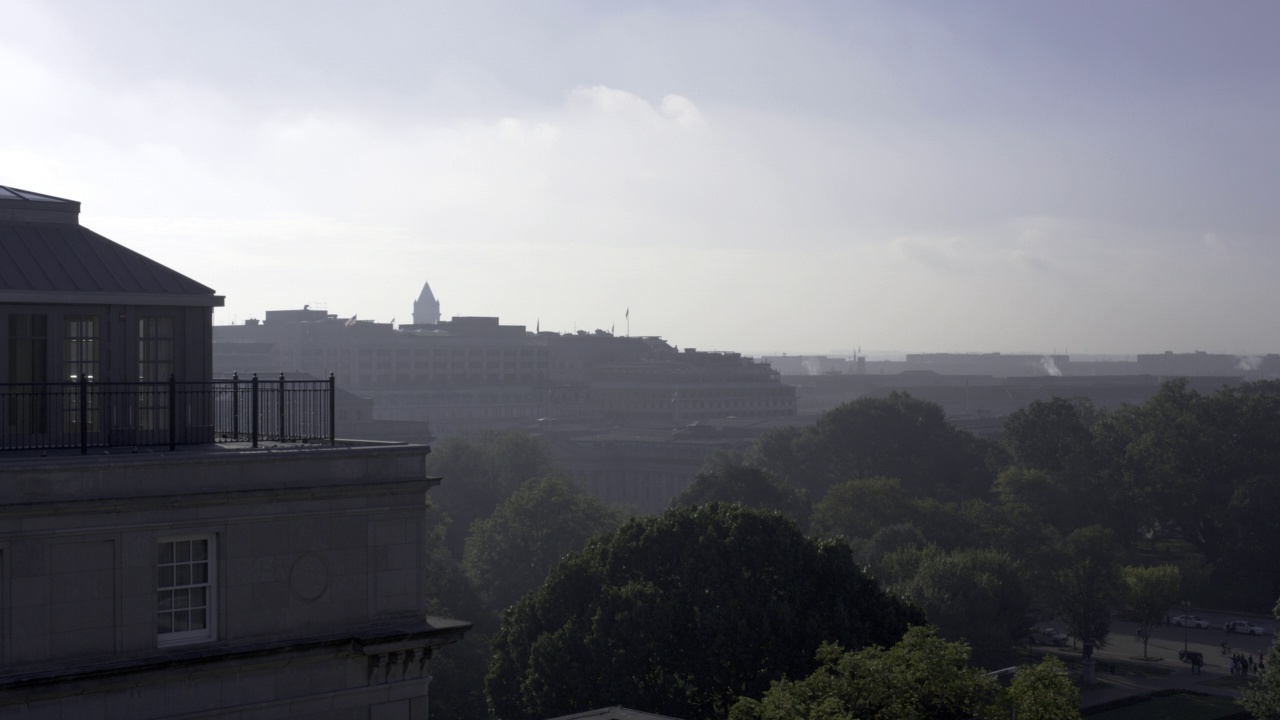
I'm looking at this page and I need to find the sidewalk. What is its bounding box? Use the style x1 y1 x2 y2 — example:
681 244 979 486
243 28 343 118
1029 620 1263 711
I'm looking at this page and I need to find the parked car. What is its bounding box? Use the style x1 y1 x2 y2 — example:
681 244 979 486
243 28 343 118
1224 620 1268 635
1030 627 1069 646
1172 615 1210 629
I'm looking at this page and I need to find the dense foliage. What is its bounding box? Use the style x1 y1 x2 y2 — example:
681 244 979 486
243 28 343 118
673 460 810 523
1239 596 1280 719
422 432 563 718
1120 564 1181 658
463 476 618 612
729 627 1081 720
425 430 560 554
486 504 924 720
903 547 1032 668
746 392 997 502
420 379 1280 716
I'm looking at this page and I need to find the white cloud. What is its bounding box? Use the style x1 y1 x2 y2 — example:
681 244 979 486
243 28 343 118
4 1 1280 354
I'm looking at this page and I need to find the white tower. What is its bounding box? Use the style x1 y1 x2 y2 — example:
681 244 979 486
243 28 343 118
412 281 441 325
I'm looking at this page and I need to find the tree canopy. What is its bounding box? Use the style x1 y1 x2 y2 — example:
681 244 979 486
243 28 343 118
903 547 1033 668
463 476 618 613
426 430 561 554
1052 526 1121 647
1240 595 1280 719
729 627 1081 720
811 476 912 541
747 393 995 502
673 460 810 524
486 504 924 720
1120 564 1181 659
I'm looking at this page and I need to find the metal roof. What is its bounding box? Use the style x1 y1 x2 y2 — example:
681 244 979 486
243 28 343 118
0 186 222 307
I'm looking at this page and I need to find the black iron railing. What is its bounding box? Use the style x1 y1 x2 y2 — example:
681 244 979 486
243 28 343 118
0 373 335 454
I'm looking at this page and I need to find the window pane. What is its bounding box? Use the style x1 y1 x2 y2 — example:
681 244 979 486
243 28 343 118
158 537 213 644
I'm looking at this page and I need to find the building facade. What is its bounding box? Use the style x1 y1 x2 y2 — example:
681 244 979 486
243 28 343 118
214 310 797 437
0 185 466 718
213 304 798 510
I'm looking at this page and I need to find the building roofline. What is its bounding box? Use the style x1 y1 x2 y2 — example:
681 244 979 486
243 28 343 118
0 289 225 307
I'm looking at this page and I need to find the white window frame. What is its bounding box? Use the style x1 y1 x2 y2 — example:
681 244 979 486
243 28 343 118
156 534 217 648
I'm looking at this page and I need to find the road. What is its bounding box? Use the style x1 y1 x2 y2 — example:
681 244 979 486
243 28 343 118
1032 610 1275 708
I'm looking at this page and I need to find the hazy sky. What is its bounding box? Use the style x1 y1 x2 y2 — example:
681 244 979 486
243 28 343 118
4 1 1278 355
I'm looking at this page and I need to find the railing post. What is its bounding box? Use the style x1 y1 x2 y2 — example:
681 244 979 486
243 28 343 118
79 374 88 455
278 373 286 442
232 372 240 440
329 373 336 446
251 373 259 448
169 374 177 451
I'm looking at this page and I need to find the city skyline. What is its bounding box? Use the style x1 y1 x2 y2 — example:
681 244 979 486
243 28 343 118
4 1 1278 355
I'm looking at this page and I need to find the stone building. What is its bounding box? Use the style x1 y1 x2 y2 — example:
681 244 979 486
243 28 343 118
0 185 466 718
214 311 796 436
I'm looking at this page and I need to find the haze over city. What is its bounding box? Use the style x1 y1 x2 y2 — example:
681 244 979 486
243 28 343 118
3 0 1278 355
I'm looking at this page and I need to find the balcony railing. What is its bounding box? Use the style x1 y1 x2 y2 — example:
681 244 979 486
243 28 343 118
0 373 335 454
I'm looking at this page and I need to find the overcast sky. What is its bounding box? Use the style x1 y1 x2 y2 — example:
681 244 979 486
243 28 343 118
4 1 1278 355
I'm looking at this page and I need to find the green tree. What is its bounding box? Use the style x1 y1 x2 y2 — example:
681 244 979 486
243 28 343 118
422 508 496 719
811 476 911 541
904 548 1033 668
426 431 560 554
1051 526 1120 648
1240 595 1280 720
778 393 995 501
1006 655 1082 720
1220 475 1280 608
1123 381 1280 566
904 496 991 552
674 461 810 525
486 505 924 720
1001 398 1135 538
743 425 806 487
858 522 926 577
1120 564 1181 659
1003 398 1099 477
463 476 618 613
992 467 1067 528
728 627 1003 720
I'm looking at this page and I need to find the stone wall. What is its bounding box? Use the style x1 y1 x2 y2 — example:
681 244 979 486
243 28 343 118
0 442 468 719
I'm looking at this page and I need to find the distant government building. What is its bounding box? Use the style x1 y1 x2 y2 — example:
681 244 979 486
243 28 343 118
213 288 798 512
0 185 468 717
